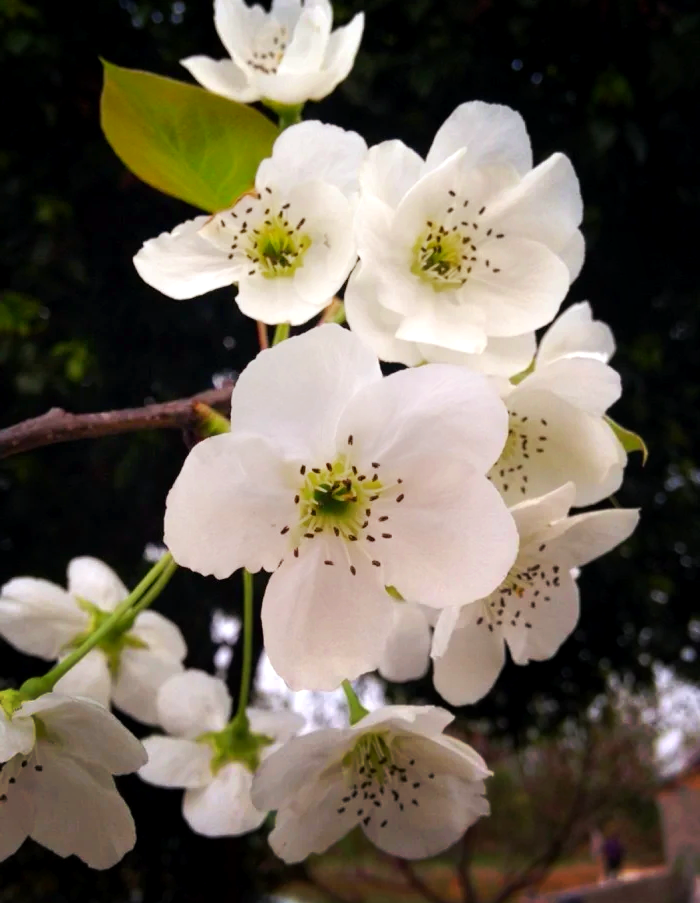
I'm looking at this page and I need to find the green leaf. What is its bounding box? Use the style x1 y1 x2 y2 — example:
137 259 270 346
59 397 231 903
606 416 649 464
100 60 279 212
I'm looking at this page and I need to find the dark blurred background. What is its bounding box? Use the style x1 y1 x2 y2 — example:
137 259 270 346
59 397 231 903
1 0 699 899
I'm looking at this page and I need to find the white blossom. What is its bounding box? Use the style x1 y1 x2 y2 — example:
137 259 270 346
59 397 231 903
134 122 365 326
164 325 517 690
488 318 625 507
0 692 146 869
431 484 639 705
252 704 490 861
138 670 302 836
181 0 364 107
345 102 584 370
0 557 186 725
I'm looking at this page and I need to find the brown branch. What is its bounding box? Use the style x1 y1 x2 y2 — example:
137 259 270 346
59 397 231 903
393 858 451 903
456 830 480 903
0 384 235 459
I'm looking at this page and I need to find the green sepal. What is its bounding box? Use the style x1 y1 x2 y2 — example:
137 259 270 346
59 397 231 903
192 403 231 438
605 416 648 464
198 723 274 774
0 688 25 717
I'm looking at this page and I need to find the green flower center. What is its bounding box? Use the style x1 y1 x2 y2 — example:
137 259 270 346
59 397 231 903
411 226 469 291
197 724 274 775
67 599 147 678
297 456 384 542
248 213 311 279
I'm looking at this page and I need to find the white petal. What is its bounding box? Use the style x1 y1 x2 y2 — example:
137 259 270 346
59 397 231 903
256 121 367 198
67 557 128 611
271 0 303 31
0 709 35 761
112 646 184 726
164 433 295 579
234 271 324 327
485 153 582 258
228 324 381 461
133 216 235 301
432 604 506 705
315 12 364 101
394 299 488 356
538 507 640 569
419 332 537 378
22 694 147 774
356 705 454 738
156 670 232 739
183 763 266 836
379 603 432 683
536 301 615 366
247 708 305 742
509 483 577 545
344 264 424 366
558 228 585 282
139 736 212 789
130 610 187 661
180 55 258 103
263 540 396 690
30 750 136 870
252 727 352 812
425 101 533 175
54 650 112 709
502 567 580 665
459 236 570 337
214 0 260 62
522 358 621 416
266 769 358 862
359 140 424 209
0 767 32 860
278 4 331 75
0 577 86 659
252 68 331 106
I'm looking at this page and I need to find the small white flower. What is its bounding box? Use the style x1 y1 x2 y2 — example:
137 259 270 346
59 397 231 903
378 603 433 684
164 325 517 690
134 121 365 326
0 557 186 725
0 692 146 869
488 324 625 507
138 670 302 837
252 704 490 861
431 484 639 705
181 0 364 107
345 101 584 367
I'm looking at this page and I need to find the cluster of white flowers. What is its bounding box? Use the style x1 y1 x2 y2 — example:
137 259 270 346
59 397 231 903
0 0 643 875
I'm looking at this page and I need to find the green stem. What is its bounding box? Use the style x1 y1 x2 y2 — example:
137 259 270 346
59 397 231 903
276 104 303 130
231 569 255 730
20 553 175 699
342 679 369 726
272 322 290 345
121 557 178 628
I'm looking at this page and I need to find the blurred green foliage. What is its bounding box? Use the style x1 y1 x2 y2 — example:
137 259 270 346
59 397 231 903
0 0 699 899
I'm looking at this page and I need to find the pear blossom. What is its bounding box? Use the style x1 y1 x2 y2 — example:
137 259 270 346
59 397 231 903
431 484 639 705
164 325 517 691
345 101 584 368
252 704 490 861
488 316 625 507
0 557 186 725
378 602 433 683
0 692 146 868
134 121 365 326
138 670 303 836
181 0 364 107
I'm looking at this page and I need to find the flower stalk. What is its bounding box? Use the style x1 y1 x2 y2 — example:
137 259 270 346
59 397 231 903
230 569 256 733
341 679 369 725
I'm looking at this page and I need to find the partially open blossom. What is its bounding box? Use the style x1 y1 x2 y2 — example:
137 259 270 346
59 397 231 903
252 704 490 861
432 484 639 705
134 122 365 326
139 670 303 836
0 693 146 869
536 301 615 367
181 0 364 107
164 325 517 690
0 557 186 725
345 101 583 368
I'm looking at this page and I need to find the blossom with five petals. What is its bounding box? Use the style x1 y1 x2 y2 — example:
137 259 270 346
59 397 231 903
134 121 366 325
139 670 302 836
182 0 364 107
431 484 639 705
0 557 186 725
252 704 490 861
0 692 146 869
488 306 625 507
345 101 584 372
164 325 517 690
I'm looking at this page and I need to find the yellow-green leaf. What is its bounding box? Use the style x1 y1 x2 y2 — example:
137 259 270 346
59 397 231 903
100 60 279 212
606 416 648 464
